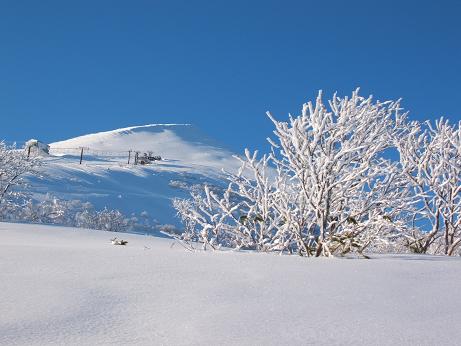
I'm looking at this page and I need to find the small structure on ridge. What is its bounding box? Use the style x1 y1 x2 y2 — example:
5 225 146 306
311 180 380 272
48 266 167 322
24 139 50 157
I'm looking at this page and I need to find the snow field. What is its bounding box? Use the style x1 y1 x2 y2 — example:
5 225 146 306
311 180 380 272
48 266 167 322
1 222 461 345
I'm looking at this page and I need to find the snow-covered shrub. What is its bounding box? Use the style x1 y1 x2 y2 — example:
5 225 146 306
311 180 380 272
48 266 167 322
75 205 139 232
175 90 416 257
169 180 189 190
94 208 129 232
19 195 72 224
157 224 181 235
5 193 155 234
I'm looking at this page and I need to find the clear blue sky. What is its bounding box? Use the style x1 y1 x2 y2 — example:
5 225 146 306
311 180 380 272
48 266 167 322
1 0 460 152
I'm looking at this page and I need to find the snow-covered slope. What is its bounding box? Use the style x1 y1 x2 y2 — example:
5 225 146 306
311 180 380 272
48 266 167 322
2 222 461 346
50 124 238 172
27 124 240 229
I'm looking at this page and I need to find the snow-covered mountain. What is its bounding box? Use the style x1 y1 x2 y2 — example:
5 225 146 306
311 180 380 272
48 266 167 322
50 124 238 172
27 124 240 230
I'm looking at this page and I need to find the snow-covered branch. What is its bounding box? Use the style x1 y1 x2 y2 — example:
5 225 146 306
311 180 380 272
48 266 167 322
0 141 40 214
398 119 461 255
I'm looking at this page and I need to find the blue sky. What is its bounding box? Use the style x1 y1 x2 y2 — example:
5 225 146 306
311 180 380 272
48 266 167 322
0 0 460 153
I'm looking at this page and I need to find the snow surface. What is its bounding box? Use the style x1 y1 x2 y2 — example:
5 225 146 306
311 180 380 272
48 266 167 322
49 124 237 172
2 222 461 346
26 124 240 228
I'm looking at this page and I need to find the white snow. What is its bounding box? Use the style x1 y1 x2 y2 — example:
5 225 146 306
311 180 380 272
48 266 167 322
49 124 238 172
2 222 461 345
25 124 241 227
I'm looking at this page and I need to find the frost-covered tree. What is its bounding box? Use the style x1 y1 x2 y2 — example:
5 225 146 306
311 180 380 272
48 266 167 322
74 206 136 232
174 156 289 252
19 195 72 224
264 90 413 256
398 119 461 255
173 184 234 249
0 141 40 216
175 90 415 257
6 193 148 233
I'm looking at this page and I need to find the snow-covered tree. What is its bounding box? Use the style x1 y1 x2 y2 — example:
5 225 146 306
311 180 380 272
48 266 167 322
0 141 40 216
265 90 413 256
19 195 71 224
6 192 149 234
74 205 136 232
173 184 234 249
175 90 415 257
398 119 461 255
